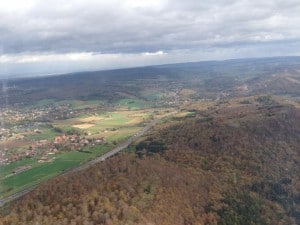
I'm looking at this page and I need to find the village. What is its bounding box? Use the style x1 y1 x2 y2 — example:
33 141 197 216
0 131 106 165
0 102 108 165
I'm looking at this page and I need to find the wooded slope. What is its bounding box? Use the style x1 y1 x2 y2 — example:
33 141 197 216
1 98 299 225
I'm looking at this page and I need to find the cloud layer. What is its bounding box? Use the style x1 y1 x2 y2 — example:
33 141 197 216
1 0 300 76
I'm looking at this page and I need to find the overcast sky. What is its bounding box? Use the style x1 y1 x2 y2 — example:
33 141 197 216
1 0 300 77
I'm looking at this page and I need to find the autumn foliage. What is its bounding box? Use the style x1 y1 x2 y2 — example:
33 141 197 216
1 99 299 225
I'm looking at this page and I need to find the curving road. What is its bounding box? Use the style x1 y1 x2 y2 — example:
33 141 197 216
0 111 176 207
70 116 161 172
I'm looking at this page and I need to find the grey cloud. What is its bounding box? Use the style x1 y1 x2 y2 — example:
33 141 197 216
1 0 300 56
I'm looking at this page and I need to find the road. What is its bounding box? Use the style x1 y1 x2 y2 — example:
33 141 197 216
0 111 176 207
69 115 164 173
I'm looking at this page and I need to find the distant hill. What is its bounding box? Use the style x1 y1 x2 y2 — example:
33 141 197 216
1 56 300 107
1 97 299 225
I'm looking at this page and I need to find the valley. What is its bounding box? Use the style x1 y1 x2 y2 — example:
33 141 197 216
0 57 300 224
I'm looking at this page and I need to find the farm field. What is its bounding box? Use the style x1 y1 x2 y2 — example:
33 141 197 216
0 144 112 197
53 110 153 139
0 101 166 198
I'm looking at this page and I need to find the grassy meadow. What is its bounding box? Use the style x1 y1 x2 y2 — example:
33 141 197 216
0 144 113 197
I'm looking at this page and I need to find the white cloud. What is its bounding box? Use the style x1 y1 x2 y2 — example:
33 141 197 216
124 0 166 9
0 52 94 63
143 51 165 56
0 0 35 12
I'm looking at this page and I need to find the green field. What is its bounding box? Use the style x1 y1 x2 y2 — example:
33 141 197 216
0 158 36 178
25 127 60 141
61 99 104 110
143 91 163 101
0 144 112 197
106 126 140 142
172 110 196 119
117 98 148 109
24 98 57 108
54 110 150 135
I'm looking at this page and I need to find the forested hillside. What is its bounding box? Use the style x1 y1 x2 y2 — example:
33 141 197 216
1 97 299 225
